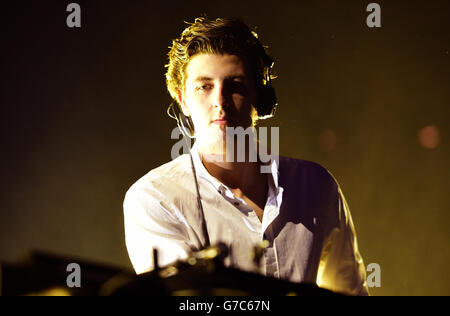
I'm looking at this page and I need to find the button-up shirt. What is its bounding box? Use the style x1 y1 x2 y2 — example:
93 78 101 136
123 142 369 295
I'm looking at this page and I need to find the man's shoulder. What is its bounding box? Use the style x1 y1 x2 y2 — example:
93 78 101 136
126 154 192 195
279 155 339 189
279 155 334 177
279 155 326 170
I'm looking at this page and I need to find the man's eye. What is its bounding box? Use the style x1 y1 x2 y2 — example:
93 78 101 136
229 81 247 94
197 84 212 91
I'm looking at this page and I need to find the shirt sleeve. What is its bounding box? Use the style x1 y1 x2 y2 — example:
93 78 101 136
123 186 192 275
316 187 369 296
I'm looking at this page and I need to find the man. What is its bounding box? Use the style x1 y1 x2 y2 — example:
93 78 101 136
123 17 369 295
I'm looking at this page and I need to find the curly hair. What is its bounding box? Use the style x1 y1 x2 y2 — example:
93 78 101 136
165 17 277 120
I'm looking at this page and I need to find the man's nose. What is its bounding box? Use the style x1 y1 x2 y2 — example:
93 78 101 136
212 85 227 109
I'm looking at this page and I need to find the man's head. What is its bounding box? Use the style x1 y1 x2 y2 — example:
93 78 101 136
165 17 277 143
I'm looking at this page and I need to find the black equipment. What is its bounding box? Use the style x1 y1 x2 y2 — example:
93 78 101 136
0 246 342 296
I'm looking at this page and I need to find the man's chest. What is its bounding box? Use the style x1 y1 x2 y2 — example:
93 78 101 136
229 188 266 222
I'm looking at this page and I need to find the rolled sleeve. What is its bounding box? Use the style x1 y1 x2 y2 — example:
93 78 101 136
316 188 369 296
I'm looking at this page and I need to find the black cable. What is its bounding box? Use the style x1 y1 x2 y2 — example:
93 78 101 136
167 102 211 248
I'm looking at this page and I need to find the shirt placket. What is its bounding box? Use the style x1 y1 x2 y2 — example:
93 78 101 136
263 226 279 279
221 185 281 280
219 185 263 232
261 205 281 279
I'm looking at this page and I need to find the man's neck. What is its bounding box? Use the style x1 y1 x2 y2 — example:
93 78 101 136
197 136 263 186
200 154 262 191
198 142 270 213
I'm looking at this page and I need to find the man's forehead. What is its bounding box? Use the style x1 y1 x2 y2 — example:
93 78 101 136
185 53 251 81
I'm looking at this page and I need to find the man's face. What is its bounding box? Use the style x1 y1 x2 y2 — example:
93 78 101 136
178 53 258 152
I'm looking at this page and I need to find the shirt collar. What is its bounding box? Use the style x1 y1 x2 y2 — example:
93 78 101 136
190 141 282 207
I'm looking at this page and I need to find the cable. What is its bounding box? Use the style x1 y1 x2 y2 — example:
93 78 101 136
167 102 211 248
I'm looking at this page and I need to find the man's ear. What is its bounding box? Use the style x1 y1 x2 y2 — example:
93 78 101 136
176 89 190 117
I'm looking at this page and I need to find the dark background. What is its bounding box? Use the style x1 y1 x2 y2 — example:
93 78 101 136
1 0 449 295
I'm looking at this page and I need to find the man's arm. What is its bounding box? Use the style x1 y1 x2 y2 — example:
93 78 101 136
316 187 369 296
123 187 192 274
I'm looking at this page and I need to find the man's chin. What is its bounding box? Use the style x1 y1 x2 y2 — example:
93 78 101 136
198 138 226 151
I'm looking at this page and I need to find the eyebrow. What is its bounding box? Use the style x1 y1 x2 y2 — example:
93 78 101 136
193 75 247 82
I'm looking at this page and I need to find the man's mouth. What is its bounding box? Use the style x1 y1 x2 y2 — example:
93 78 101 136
212 118 232 125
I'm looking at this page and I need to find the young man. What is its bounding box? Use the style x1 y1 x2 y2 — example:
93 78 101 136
123 17 369 295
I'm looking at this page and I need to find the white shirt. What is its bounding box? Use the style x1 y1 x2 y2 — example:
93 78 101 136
123 142 369 296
